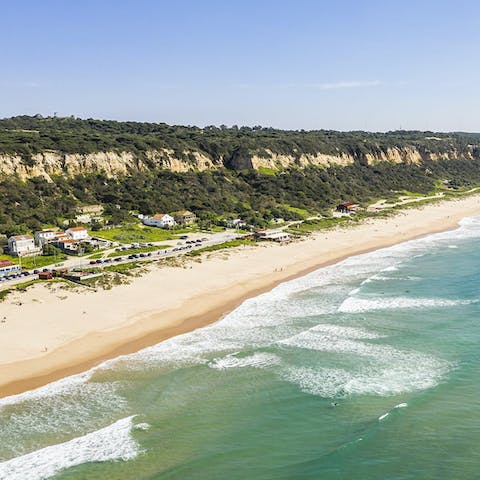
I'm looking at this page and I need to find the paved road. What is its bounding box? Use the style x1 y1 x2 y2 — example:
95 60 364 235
0 230 245 289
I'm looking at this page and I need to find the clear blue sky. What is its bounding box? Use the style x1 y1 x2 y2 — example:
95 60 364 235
1 0 479 131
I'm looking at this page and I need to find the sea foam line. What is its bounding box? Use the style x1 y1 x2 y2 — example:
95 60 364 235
338 296 475 313
2 215 480 410
0 416 140 480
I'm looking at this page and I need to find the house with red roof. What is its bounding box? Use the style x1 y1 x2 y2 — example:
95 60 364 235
65 226 89 241
142 213 176 229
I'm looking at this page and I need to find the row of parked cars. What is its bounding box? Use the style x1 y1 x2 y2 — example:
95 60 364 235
0 271 32 282
87 238 210 266
114 242 155 253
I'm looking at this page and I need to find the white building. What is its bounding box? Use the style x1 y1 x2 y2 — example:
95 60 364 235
264 231 291 242
75 214 92 223
65 227 89 241
8 234 40 256
0 260 21 276
76 204 104 215
34 229 57 246
142 214 176 229
226 218 247 229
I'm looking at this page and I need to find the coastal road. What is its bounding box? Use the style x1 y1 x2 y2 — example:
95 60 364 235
0 230 246 289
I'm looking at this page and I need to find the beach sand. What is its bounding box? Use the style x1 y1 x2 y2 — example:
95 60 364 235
1 195 480 398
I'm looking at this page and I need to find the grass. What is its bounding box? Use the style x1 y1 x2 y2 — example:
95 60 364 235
0 253 66 269
257 166 278 176
101 262 142 275
90 224 177 243
286 216 352 234
281 204 312 219
86 251 106 260
0 278 69 302
187 239 256 257
81 262 141 275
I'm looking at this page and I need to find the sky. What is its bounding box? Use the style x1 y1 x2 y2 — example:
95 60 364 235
1 0 479 131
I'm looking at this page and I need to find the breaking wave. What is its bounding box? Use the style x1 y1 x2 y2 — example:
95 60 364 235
0 416 141 480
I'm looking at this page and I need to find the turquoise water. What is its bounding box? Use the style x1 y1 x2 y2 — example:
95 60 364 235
2 217 480 479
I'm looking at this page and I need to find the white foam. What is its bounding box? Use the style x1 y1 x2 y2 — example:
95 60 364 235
0 381 128 459
338 296 473 313
0 416 140 480
309 324 383 339
1 214 477 446
0 370 94 409
134 422 151 431
278 323 450 397
383 266 399 272
394 402 408 409
378 412 389 421
282 351 448 397
209 352 281 370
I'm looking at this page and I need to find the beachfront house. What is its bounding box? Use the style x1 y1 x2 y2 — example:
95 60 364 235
7 234 40 256
0 260 21 277
65 227 89 241
226 218 247 229
55 238 80 254
173 210 196 226
76 204 104 215
143 213 176 229
34 229 58 247
75 213 92 223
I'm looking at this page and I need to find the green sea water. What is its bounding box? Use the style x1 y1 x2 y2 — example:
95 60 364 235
1 217 480 479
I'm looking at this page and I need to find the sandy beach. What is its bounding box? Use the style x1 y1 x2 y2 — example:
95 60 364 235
1 195 480 398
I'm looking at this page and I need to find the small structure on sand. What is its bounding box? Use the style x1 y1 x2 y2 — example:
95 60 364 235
336 202 360 214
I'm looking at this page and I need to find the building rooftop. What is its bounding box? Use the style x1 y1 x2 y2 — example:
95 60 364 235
67 227 88 232
0 260 15 268
10 234 33 241
174 210 195 217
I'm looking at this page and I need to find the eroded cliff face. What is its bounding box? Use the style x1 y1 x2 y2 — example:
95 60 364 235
237 145 479 170
0 144 478 180
0 149 219 180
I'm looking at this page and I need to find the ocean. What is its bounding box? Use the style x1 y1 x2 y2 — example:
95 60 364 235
1 217 480 479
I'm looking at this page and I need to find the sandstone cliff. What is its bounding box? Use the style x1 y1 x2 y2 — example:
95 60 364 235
0 144 478 180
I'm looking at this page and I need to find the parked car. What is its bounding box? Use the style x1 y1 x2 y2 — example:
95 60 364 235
89 260 97 265
180 235 188 239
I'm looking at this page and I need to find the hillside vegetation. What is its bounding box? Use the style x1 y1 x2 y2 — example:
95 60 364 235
1 116 480 236
1 115 480 169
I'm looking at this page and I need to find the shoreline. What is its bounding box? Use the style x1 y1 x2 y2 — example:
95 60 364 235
1 196 480 399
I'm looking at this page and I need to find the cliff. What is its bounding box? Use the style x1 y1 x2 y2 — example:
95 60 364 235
1 116 479 179
0 149 219 180
0 145 478 181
